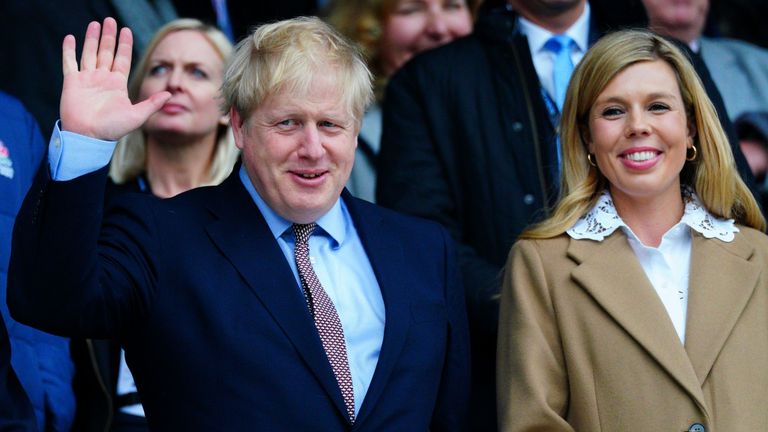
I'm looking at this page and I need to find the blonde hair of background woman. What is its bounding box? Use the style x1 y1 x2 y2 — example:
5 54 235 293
523 29 765 239
110 18 239 186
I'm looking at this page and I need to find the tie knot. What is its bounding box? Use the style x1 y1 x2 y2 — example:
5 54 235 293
292 223 318 245
545 34 574 54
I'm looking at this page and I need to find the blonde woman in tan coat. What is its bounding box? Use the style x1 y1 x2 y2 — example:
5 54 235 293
497 29 768 432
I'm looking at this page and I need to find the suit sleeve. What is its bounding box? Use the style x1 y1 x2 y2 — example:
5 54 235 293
377 64 501 337
430 227 471 431
497 240 574 431
7 164 160 339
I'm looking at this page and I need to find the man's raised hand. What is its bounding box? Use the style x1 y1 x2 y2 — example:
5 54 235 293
60 18 171 141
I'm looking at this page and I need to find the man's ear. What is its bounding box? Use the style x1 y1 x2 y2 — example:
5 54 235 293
230 108 246 150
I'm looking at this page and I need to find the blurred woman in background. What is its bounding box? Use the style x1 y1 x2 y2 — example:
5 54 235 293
325 0 479 201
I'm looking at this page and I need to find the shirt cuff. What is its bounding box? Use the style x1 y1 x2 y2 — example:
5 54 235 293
48 121 117 181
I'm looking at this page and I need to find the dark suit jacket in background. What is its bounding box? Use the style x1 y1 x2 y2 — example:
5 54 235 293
8 166 470 431
375 4 757 429
172 0 318 42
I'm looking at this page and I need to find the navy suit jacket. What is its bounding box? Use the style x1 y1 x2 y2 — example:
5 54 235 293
8 166 470 431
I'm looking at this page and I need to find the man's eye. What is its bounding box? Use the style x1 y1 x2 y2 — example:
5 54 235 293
319 121 338 128
278 119 297 127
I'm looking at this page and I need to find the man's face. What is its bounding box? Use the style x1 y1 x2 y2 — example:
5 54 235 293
643 0 709 38
232 70 358 224
508 0 585 17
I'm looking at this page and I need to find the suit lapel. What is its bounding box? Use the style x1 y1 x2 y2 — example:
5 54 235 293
203 175 351 421
684 231 760 384
343 194 410 426
569 232 707 409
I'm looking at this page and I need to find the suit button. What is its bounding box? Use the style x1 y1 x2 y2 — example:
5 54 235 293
688 423 705 432
523 194 535 205
512 121 523 132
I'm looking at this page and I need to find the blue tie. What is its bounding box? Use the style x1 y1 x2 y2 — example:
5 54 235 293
546 34 575 111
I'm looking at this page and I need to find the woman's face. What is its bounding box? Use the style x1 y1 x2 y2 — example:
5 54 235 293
378 0 473 77
587 60 694 208
139 30 225 141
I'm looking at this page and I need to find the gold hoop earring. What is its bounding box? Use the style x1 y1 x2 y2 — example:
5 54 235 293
686 145 697 161
587 153 598 167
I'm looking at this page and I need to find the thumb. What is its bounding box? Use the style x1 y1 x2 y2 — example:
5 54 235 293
132 91 171 120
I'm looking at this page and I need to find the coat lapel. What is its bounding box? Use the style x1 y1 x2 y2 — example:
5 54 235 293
203 174 351 421
343 194 410 426
568 232 707 410
684 231 760 384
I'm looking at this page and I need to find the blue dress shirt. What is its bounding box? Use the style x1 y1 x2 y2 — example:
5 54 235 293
48 125 386 415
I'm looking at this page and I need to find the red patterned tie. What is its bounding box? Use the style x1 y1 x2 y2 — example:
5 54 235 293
292 223 356 423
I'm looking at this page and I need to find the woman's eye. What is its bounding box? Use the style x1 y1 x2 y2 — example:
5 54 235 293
148 65 168 76
444 0 466 10
396 1 424 14
601 107 623 118
190 68 209 79
649 103 670 112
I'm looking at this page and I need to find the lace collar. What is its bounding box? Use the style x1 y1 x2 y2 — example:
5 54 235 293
567 188 739 242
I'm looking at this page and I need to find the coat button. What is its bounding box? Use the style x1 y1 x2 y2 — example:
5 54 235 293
523 194 535 205
688 423 705 432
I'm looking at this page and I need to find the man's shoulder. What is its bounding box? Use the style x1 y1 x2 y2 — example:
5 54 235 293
702 36 768 61
395 33 492 81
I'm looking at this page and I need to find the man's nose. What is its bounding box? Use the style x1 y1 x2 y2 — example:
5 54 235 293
298 124 325 159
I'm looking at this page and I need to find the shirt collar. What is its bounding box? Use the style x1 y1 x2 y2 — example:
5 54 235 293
566 187 739 243
689 38 700 53
517 1 591 54
238 165 348 247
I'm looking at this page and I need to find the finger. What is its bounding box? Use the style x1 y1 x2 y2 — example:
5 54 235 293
96 17 118 70
132 91 172 121
112 27 134 77
62 35 78 76
80 21 101 71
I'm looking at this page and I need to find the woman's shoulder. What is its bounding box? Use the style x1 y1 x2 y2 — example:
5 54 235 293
511 234 573 260
735 224 768 249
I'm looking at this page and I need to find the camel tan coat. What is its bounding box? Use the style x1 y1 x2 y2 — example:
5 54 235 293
498 227 768 431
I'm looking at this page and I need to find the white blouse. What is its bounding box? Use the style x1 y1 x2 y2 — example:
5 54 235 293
567 189 738 343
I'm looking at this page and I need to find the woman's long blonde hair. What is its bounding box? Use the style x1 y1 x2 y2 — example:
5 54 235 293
109 18 239 186
523 29 765 239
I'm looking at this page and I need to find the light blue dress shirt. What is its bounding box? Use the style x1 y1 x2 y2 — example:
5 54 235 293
48 126 386 415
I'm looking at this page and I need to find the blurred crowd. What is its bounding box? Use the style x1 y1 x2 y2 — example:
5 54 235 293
2 0 768 430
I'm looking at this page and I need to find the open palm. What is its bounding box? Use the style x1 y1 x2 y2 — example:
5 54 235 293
59 18 170 141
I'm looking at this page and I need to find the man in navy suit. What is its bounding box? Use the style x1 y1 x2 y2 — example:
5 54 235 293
7 16 469 430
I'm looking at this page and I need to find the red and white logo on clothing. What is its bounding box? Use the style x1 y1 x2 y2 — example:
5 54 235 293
0 140 14 179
